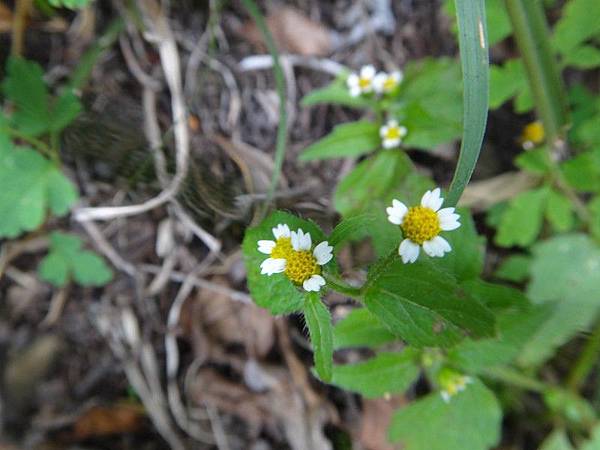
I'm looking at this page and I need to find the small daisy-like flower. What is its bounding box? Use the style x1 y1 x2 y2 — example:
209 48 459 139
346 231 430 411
386 188 460 264
519 121 545 150
379 119 408 149
284 229 333 292
258 224 294 276
373 70 403 94
346 65 376 97
438 368 472 403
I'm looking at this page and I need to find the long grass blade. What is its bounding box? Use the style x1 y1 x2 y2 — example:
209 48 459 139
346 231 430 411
446 0 489 207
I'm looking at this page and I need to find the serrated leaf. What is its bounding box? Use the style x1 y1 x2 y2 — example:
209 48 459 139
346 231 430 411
515 147 552 174
0 144 78 237
545 190 574 233
300 121 380 161
304 292 333 382
461 279 528 310
495 187 548 248
518 234 600 366
333 308 395 349
364 258 495 347
38 232 112 287
494 254 532 282
561 150 600 192
242 211 327 315
3 57 50 136
331 350 420 398
562 45 600 69
50 90 82 132
389 380 501 450
489 59 529 110
551 0 600 55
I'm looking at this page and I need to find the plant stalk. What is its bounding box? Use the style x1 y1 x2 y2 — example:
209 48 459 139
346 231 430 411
566 318 600 392
504 0 569 147
323 273 363 299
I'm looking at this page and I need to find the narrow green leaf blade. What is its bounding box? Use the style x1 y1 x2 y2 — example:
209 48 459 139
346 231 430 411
304 293 333 382
446 0 489 206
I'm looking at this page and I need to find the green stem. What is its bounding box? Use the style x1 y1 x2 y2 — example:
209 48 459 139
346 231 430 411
566 319 600 392
2 126 53 157
323 273 363 299
483 366 547 392
504 0 569 147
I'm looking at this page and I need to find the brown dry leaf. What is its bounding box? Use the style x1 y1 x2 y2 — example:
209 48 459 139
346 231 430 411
0 2 11 33
358 398 406 450
72 404 145 440
242 7 332 56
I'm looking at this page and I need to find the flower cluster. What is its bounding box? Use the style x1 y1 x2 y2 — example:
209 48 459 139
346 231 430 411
346 65 403 97
387 188 461 263
258 224 333 292
437 368 473 403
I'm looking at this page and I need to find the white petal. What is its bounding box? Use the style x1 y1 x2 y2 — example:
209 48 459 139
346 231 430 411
346 73 359 88
421 187 443 211
260 258 286 275
379 125 389 138
291 229 312 251
313 241 333 265
399 126 408 137
272 224 290 239
361 65 376 79
399 239 420 264
257 240 276 254
441 391 451 403
387 119 398 128
391 71 403 83
438 209 461 231
303 274 326 292
373 73 386 93
386 200 408 225
423 236 452 258
349 86 361 97
383 138 400 149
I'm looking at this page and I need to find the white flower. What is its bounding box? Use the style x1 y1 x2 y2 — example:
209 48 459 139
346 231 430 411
373 70 403 94
379 119 408 149
346 65 376 97
440 375 472 403
386 188 461 264
258 223 293 275
287 229 333 292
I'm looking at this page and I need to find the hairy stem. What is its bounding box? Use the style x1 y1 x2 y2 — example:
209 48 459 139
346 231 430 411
323 273 363 299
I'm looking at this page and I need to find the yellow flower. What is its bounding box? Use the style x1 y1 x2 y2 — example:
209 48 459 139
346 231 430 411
373 70 403 94
380 119 408 149
438 368 472 403
347 65 376 97
386 188 461 263
520 121 545 149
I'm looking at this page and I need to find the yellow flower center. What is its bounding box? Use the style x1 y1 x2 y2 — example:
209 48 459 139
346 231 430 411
383 77 397 91
271 237 293 259
385 127 401 140
521 121 545 145
359 77 371 89
284 250 320 284
401 206 441 245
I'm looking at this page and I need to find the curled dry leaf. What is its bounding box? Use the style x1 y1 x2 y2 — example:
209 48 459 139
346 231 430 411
72 404 145 440
242 7 333 56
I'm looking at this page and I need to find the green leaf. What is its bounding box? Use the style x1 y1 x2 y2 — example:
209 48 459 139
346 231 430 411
444 0 512 46
445 0 490 206
515 147 552 174
581 425 600 450
3 57 50 136
241 210 326 315
0 144 78 237
334 150 417 217
304 292 333 382
544 389 597 430
494 254 532 282
588 195 600 241
495 187 548 248
301 76 374 109
518 234 600 366
50 90 82 132
48 0 91 8
545 189 574 233
561 45 600 69
39 232 112 287
333 308 395 349
561 150 600 192
551 0 600 55
538 430 574 450
389 380 501 450
300 121 381 161
434 209 484 281
331 350 420 398
461 279 529 310
449 303 551 374
364 258 495 347
489 59 530 110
